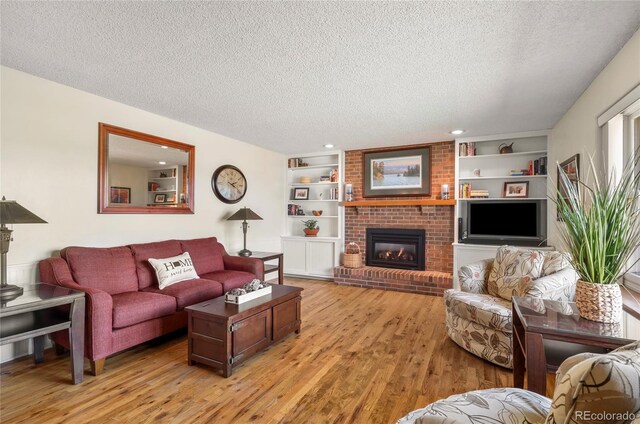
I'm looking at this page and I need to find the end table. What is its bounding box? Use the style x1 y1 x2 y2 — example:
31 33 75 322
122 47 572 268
0 283 85 384
512 296 638 395
234 251 283 284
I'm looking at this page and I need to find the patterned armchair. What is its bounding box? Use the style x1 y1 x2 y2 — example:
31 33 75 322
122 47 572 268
397 340 640 423
445 246 578 368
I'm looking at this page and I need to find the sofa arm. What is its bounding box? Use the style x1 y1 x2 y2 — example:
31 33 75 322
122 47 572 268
39 257 76 286
519 267 578 301
458 258 493 294
39 258 113 360
223 255 265 281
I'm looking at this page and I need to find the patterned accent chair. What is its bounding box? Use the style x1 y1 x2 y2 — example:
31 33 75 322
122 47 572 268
397 340 640 423
445 246 578 368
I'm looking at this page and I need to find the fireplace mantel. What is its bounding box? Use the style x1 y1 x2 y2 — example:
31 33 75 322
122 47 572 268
340 199 454 214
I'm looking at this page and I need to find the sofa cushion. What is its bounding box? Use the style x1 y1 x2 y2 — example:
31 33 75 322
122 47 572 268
540 251 571 277
487 246 545 300
444 289 512 332
61 246 138 295
111 291 177 329
180 237 225 275
142 278 223 310
547 340 640 423
130 240 183 289
148 252 199 289
200 270 256 292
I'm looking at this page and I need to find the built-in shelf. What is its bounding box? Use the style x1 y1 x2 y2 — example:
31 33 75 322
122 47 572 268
289 199 339 203
458 197 548 201
339 199 455 207
288 163 339 170
459 150 547 160
281 235 341 241
290 182 339 186
287 215 338 218
283 151 343 279
459 175 547 181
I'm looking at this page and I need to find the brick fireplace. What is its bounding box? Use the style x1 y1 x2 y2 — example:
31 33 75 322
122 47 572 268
334 141 455 296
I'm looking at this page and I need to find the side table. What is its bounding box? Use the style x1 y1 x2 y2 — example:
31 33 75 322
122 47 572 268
236 251 283 284
0 283 85 384
512 296 638 395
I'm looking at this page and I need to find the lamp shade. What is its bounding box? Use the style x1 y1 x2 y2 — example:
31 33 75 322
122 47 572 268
227 207 263 221
1 197 47 224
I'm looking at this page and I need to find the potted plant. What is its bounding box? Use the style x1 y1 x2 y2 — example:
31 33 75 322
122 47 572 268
302 219 320 237
553 150 640 323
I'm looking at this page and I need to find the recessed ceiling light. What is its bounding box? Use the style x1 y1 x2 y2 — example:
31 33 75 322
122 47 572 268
324 144 334 149
450 129 466 135
161 146 169 149
158 161 167 165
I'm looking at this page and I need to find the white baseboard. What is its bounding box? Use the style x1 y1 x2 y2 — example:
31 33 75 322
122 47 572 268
1 262 52 364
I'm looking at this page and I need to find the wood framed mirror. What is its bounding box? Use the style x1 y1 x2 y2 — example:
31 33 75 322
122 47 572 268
98 123 195 214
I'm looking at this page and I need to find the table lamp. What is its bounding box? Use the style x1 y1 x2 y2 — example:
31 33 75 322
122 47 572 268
1 197 47 301
227 207 262 257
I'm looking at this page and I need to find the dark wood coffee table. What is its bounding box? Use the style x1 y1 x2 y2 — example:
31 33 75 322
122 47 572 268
512 296 639 395
185 284 302 377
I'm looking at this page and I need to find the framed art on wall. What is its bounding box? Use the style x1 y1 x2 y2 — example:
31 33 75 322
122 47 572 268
362 146 431 197
110 187 130 204
557 154 580 220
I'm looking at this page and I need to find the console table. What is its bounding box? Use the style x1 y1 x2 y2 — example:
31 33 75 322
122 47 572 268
512 296 638 395
0 283 85 384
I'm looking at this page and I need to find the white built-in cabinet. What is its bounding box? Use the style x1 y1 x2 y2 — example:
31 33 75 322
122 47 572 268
453 130 550 287
282 151 344 278
147 165 183 206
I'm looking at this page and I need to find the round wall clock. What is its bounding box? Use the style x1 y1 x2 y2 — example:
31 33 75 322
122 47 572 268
211 165 247 204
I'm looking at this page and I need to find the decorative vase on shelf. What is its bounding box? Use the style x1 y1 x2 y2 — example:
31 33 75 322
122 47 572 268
575 280 622 323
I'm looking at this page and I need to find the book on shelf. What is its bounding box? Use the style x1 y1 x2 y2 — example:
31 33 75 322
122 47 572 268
459 183 471 198
329 186 339 200
525 156 548 176
458 142 476 157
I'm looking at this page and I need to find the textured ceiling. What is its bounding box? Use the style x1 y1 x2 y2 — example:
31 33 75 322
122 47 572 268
2 2 639 154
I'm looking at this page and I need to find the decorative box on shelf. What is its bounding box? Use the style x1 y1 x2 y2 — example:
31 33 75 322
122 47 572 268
225 284 272 304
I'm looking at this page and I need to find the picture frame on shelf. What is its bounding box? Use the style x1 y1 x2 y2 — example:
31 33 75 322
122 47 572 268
362 146 431 197
154 193 167 203
110 186 130 204
293 187 309 200
503 181 529 198
557 154 580 220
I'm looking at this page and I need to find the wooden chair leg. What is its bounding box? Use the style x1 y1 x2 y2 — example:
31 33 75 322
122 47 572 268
90 358 106 376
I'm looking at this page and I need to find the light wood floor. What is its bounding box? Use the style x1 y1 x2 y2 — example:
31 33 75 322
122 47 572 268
1 278 515 424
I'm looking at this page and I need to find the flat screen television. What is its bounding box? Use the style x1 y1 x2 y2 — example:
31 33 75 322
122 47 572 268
461 200 547 246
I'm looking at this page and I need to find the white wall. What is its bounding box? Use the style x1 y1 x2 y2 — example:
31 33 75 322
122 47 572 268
108 163 148 206
548 29 640 246
1 66 285 272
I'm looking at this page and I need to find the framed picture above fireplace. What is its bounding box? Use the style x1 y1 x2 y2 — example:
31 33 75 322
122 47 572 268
363 146 431 197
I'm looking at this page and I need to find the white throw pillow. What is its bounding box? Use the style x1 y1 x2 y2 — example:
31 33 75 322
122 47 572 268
148 252 199 289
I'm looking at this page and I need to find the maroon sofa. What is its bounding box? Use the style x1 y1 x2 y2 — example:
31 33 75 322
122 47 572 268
39 237 263 375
